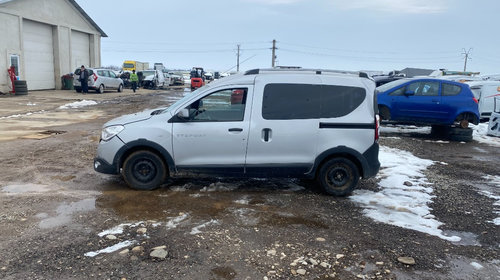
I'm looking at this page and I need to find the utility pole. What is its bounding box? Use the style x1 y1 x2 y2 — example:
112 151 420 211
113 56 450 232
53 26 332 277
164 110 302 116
236 44 241 72
462 48 472 72
271 39 277 67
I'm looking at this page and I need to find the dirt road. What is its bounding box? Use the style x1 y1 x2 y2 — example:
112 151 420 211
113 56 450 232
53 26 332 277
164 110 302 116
0 89 498 279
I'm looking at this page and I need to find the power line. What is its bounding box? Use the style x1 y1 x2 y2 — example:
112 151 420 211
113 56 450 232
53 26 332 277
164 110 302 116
462 48 472 71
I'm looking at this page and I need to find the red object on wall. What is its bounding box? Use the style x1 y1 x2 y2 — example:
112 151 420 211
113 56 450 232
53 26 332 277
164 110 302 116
8 66 16 93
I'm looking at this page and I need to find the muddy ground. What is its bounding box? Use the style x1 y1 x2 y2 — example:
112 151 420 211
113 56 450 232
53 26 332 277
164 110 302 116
0 89 498 280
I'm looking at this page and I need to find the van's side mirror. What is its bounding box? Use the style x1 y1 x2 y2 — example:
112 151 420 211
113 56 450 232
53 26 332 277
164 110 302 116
177 108 190 119
405 90 415 96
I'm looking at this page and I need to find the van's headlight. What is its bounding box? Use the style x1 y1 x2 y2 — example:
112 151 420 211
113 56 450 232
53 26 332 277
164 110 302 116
101 125 124 141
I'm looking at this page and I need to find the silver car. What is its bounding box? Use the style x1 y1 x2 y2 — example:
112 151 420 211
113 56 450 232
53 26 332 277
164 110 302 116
73 68 124 93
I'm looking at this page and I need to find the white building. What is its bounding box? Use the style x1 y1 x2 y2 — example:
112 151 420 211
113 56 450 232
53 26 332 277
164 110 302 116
0 0 106 92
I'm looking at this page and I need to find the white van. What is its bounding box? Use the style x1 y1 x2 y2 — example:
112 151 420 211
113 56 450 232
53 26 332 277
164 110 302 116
466 81 500 119
94 68 380 196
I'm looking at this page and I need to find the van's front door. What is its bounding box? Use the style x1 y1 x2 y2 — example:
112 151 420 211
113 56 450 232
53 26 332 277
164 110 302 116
171 87 252 175
245 76 321 177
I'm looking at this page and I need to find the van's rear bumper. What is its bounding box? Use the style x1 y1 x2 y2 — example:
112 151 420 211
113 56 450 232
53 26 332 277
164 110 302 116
361 142 380 178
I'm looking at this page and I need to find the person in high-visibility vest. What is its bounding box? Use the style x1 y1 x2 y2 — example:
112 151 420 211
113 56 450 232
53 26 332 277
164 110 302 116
130 70 139 93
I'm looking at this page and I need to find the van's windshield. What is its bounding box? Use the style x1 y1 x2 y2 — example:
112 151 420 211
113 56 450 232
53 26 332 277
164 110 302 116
123 63 134 68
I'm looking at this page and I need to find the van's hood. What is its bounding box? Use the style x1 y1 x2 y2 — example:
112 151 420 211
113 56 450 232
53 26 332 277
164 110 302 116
104 108 165 126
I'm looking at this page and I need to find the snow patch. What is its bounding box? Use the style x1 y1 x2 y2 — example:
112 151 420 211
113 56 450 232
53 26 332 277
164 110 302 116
470 262 484 270
380 125 431 134
84 240 135 257
350 146 461 242
165 213 189 229
201 182 238 192
479 175 500 225
471 123 500 147
97 221 144 237
58 100 97 109
190 220 219 235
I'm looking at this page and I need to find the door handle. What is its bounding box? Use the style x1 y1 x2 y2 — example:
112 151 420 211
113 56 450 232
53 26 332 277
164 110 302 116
228 128 243 132
262 128 272 142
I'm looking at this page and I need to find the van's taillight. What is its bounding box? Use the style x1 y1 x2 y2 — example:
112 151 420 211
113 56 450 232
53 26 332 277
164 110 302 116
375 114 380 141
93 73 98 82
473 97 478 104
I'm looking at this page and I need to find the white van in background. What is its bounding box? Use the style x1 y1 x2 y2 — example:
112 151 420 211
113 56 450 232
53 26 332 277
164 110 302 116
466 81 500 120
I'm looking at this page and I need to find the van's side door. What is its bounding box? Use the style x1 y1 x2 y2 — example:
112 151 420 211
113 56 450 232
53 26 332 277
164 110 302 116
171 86 253 175
245 76 321 177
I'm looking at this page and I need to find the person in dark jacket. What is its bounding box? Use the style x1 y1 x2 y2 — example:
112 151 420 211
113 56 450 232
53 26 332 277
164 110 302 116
79 65 89 94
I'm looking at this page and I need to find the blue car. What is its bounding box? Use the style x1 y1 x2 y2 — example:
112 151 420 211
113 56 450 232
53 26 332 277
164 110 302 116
376 78 480 128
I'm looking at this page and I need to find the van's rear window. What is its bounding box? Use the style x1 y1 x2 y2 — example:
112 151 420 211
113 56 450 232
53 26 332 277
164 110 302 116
262 83 366 120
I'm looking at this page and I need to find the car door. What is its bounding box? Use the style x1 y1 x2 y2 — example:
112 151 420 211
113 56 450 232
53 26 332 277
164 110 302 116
392 80 443 123
107 70 119 88
244 75 321 177
171 86 253 175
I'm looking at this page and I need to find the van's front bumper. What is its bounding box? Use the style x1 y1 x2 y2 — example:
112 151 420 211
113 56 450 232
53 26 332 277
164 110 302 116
94 157 119 174
93 136 125 175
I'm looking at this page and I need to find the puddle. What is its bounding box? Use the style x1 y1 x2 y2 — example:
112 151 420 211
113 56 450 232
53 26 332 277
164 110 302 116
38 198 96 229
96 180 323 229
443 230 481 246
2 183 52 193
211 266 236 280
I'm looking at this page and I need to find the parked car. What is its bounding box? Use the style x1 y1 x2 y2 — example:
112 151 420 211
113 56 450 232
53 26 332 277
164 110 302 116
73 68 124 93
93 68 380 196
373 74 405 87
138 70 165 89
377 78 480 141
167 72 184 86
466 80 500 120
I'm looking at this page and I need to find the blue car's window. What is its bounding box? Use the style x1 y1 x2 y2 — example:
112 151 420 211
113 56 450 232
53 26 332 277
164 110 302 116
389 87 406 96
442 83 462 96
408 81 439 96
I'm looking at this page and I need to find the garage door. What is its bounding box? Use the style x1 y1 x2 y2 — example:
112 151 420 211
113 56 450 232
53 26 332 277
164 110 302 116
23 19 55 90
71 30 90 71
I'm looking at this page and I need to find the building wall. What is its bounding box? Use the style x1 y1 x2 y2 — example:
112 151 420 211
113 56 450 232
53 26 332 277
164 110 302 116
0 0 103 92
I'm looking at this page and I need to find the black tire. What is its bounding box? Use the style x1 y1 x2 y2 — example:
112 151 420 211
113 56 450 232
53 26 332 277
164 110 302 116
97 84 104 93
317 158 359 196
15 86 27 91
122 151 167 190
14 80 27 86
379 106 391 121
449 127 473 142
117 84 123 92
15 89 28 95
431 125 450 138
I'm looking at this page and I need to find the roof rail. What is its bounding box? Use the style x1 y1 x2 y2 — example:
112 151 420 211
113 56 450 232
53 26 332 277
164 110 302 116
244 68 371 79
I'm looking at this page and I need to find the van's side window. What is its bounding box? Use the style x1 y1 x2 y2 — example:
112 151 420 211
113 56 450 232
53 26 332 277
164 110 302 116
187 88 247 122
262 83 366 120
442 83 462 96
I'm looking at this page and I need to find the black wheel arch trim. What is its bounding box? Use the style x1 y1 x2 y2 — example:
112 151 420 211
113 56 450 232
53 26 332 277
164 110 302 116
307 143 380 179
112 138 175 175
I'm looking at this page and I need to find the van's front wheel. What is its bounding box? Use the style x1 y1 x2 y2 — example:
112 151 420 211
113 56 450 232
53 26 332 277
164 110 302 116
122 151 167 190
317 158 359 196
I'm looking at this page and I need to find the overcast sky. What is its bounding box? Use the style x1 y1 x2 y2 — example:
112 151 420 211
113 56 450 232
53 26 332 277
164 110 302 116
75 0 500 74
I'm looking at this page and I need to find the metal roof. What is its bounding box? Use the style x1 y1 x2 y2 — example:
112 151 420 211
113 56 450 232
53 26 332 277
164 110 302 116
0 0 107 37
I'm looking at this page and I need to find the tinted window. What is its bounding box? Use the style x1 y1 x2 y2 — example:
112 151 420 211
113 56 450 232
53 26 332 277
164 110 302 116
187 88 247 122
262 83 366 120
388 86 406 96
442 83 462 96
97 70 105 76
408 81 439 96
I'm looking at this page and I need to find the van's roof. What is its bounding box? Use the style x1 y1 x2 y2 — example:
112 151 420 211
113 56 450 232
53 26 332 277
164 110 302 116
244 68 371 79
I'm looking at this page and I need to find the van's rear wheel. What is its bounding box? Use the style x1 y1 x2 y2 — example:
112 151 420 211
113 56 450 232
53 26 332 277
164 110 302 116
317 158 359 196
122 151 167 190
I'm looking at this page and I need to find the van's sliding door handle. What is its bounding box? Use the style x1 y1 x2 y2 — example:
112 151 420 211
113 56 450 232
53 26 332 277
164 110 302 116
262 128 272 142
228 128 243 132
